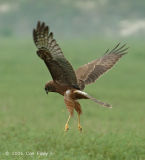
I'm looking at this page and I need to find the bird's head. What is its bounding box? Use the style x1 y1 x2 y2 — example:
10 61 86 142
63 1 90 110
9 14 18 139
44 82 55 94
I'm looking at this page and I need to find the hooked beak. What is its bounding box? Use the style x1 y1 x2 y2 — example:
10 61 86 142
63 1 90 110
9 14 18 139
45 88 48 94
46 90 48 94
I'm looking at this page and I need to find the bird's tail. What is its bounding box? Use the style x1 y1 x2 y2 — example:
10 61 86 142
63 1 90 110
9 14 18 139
73 90 112 108
86 94 112 108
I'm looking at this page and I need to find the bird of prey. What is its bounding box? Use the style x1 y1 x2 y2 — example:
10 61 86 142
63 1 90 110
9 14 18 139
33 21 128 132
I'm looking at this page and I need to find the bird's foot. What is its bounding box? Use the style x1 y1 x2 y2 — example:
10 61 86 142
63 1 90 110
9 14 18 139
78 124 82 132
64 123 69 132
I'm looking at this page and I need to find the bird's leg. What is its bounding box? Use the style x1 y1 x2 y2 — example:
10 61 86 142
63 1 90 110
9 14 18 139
64 115 71 132
77 114 82 132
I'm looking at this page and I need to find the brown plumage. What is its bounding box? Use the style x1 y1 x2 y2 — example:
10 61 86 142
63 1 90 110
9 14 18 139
76 43 128 90
33 21 128 132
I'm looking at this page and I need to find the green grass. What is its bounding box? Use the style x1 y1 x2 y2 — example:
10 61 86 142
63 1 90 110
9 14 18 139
0 37 145 160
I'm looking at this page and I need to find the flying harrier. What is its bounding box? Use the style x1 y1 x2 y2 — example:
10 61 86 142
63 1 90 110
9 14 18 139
33 21 128 132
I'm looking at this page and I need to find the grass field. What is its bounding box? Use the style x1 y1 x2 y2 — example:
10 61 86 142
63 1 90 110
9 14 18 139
0 37 145 160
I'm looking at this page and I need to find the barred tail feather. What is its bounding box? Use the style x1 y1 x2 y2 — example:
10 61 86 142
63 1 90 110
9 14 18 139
86 95 112 108
73 90 112 108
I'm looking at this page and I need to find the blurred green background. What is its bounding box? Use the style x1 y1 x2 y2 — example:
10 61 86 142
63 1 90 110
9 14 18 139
0 0 145 38
0 0 145 160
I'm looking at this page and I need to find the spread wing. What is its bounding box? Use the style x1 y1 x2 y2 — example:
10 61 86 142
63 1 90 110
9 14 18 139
33 21 79 89
76 43 128 90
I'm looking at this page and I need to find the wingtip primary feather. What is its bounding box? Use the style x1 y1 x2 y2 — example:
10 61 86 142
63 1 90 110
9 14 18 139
105 48 109 54
107 43 129 55
37 21 41 29
33 29 36 43
44 26 49 33
49 32 53 37
33 21 52 49
109 42 121 53
33 29 36 37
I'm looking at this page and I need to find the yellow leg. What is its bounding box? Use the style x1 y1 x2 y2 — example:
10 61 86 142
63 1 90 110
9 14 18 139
78 114 82 132
64 115 71 132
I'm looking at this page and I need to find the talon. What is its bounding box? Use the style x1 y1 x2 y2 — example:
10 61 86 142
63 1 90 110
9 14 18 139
64 124 69 132
78 125 82 132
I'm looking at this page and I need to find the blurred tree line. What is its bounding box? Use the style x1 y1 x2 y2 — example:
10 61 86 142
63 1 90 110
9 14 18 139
0 0 145 38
